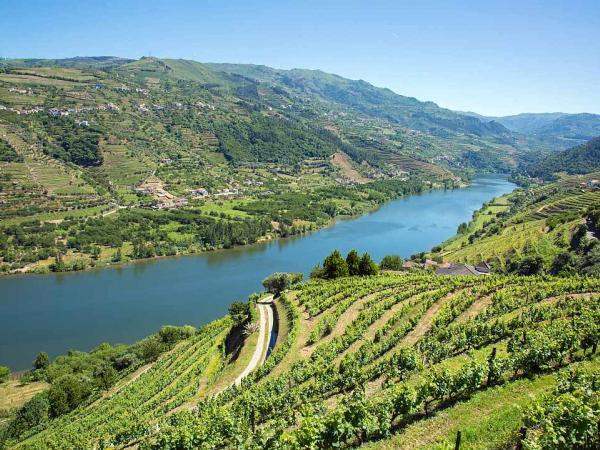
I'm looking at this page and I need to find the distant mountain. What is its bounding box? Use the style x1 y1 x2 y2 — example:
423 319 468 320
490 113 567 134
528 136 600 179
458 111 600 151
0 56 543 179
0 56 134 70
207 63 515 141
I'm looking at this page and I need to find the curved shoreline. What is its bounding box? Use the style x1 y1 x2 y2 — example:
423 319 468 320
1 183 449 279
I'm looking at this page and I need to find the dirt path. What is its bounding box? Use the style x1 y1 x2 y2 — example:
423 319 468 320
234 296 274 385
400 290 459 347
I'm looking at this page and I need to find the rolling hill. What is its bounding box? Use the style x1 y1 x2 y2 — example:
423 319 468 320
528 136 600 179
0 56 551 275
430 171 600 274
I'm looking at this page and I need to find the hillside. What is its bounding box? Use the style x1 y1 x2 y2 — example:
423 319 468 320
2 272 598 449
0 56 546 275
528 136 600 179
460 111 600 150
430 172 600 273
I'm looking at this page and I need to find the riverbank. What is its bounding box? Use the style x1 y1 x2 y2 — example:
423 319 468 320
0 178 452 278
0 175 516 370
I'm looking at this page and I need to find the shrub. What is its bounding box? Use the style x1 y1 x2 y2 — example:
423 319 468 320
262 272 304 295
380 255 403 270
0 366 9 383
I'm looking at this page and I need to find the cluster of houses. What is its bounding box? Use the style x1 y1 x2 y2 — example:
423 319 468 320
0 102 122 117
134 180 188 209
8 87 33 95
189 186 244 200
213 187 239 198
133 101 215 114
0 104 44 115
195 100 215 110
581 179 600 190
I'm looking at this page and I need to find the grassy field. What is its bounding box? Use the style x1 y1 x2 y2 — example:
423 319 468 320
0 380 48 418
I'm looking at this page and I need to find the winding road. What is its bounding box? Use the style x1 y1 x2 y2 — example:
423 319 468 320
234 295 274 385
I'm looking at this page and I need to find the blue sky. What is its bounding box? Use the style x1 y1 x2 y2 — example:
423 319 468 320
1 0 599 116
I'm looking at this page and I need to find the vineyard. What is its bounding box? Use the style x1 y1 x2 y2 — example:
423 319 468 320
436 172 600 268
11 272 600 449
13 318 232 449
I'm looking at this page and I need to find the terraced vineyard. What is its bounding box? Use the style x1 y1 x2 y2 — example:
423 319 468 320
12 273 599 449
14 318 232 449
435 172 600 268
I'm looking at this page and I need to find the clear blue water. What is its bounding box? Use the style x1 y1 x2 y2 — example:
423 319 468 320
0 175 515 370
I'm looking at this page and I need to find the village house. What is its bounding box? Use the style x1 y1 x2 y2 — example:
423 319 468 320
190 188 209 198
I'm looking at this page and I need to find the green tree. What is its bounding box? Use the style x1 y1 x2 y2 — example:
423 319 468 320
228 301 251 326
7 393 49 438
0 365 9 383
93 362 117 390
310 263 325 279
380 255 403 270
47 374 92 417
550 251 579 276
323 250 349 279
33 352 49 371
262 272 303 295
359 252 379 276
111 247 122 262
346 250 360 276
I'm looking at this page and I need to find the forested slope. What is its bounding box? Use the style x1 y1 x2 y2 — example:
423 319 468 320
528 136 600 179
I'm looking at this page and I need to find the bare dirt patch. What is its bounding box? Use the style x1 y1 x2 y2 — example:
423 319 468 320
331 152 370 184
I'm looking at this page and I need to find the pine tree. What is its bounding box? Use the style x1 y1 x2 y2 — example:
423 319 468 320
323 250 349 279
359 252 379 276
346 249 360 276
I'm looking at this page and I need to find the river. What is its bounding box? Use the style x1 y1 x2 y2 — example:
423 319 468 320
0 175 515 370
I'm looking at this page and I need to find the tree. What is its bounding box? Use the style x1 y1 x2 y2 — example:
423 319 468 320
7 393 49 438
158 325 194 344
33 352 49 371
228 301 251 326
0 365 9 383
550 251 579 276
262 272 303 295
570 224 588 252
310 263 325 279
380 255 403 270
323 250 349 279
359 252 379 276
515 254 545 276
346 250 360 276
93 362 117 390
136 337 164 362
47 374 92 417
112 247 122 262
